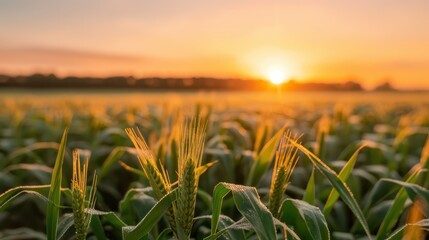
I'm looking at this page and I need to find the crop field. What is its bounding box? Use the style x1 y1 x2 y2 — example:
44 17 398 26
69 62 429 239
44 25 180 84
0 91 428 240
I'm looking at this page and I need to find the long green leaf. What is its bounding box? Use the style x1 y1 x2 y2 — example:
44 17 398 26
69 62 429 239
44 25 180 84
156 228 173 240
288 138 372 239
387 219 429 240
90 209 127 229
196 215 246 240
0 185 50 210
323 145 366 215
279 198 330 240
246 127 284 187
376 168 422 240
206 218 254 240
303 168 316 205
57 213 74 240
46 129 68 240
90 215 108 240
209 182 277 240
384 178 429 201
4 142 60 167
99 147 137 179
122 189 177 240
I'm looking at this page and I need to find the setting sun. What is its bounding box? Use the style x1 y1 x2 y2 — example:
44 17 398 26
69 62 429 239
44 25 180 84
267 67 287 85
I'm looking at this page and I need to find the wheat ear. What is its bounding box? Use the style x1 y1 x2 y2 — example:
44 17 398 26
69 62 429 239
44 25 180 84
268 131 300 217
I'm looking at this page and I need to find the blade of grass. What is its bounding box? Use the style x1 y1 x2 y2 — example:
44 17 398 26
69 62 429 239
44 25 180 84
123 189 177 240
57 213 74 240
288 137 372 239
323 145 366 215
196 215 246 240
90 209 127 229
246 127 284 187
118 161 146 177
382 178 429 202
279 198 330 240
156 228 173 240
99 147 137 179
0 187 52 211
376 168 422 240
0 185 50 209
46 129 68 240
90 215 108 240
209 182 277 240
387 219 429 240
4 142 60 167
303 168 316 205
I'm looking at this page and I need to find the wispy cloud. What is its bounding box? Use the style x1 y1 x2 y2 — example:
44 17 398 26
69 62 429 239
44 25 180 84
0 46 151 76
0 47 147 66
0 46 239 78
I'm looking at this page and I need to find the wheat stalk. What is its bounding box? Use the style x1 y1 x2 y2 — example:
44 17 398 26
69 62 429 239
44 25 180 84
268 131 300 217
126 128 177 232
71 150 97 240
176 115 207 237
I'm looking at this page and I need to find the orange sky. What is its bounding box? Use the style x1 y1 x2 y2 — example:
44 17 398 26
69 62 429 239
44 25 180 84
1 1 429 89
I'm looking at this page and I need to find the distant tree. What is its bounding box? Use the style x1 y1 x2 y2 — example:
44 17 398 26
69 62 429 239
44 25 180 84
374 81 396 91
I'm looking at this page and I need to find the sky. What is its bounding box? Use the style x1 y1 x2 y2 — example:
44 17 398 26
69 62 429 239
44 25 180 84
1 0 429 89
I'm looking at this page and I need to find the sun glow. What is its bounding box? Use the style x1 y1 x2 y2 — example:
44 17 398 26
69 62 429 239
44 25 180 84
241 49 299 85
267 68 287 85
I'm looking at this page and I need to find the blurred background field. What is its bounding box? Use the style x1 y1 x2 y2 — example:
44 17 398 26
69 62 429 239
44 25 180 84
0 90 428 238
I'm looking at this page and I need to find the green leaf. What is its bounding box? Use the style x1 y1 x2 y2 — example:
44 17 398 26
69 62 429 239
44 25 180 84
156 228 173 240
376 168 422 240
4 142 60 167
386 219 429 240
197 160 218 177
324 145 365 215
120 188 157 225
118 161 146 177
3 163 53 184
384 178 429 201
90 215 108 240
279 198 330 240
246 127 284 187
57 213 74 240
90 209 127 229
204 217 289 240
288 137 372 239
303 168 316 205
0 228 46 240
123 189 177 240
0 185 50 210
46 129 68 240
209 182 277 240
216 216 247 240
99 147 136 179
205 218 253 240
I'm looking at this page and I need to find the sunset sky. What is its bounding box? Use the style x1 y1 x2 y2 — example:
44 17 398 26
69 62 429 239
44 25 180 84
1 0 429 89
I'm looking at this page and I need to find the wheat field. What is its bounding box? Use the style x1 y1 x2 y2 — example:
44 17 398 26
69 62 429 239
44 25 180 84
0 91 428 239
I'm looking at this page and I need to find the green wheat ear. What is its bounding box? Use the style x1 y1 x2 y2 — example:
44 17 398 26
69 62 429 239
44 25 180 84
176 115 207 237
268 130 300 217
125 128 177 232
71 150 97 240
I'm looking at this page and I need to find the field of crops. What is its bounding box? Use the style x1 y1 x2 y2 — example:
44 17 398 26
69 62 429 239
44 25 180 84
0 91 428 240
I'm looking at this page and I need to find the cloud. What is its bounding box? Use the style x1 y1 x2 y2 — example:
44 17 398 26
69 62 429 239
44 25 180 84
0 46 152 76
0 47 147 66
0 46 239 78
